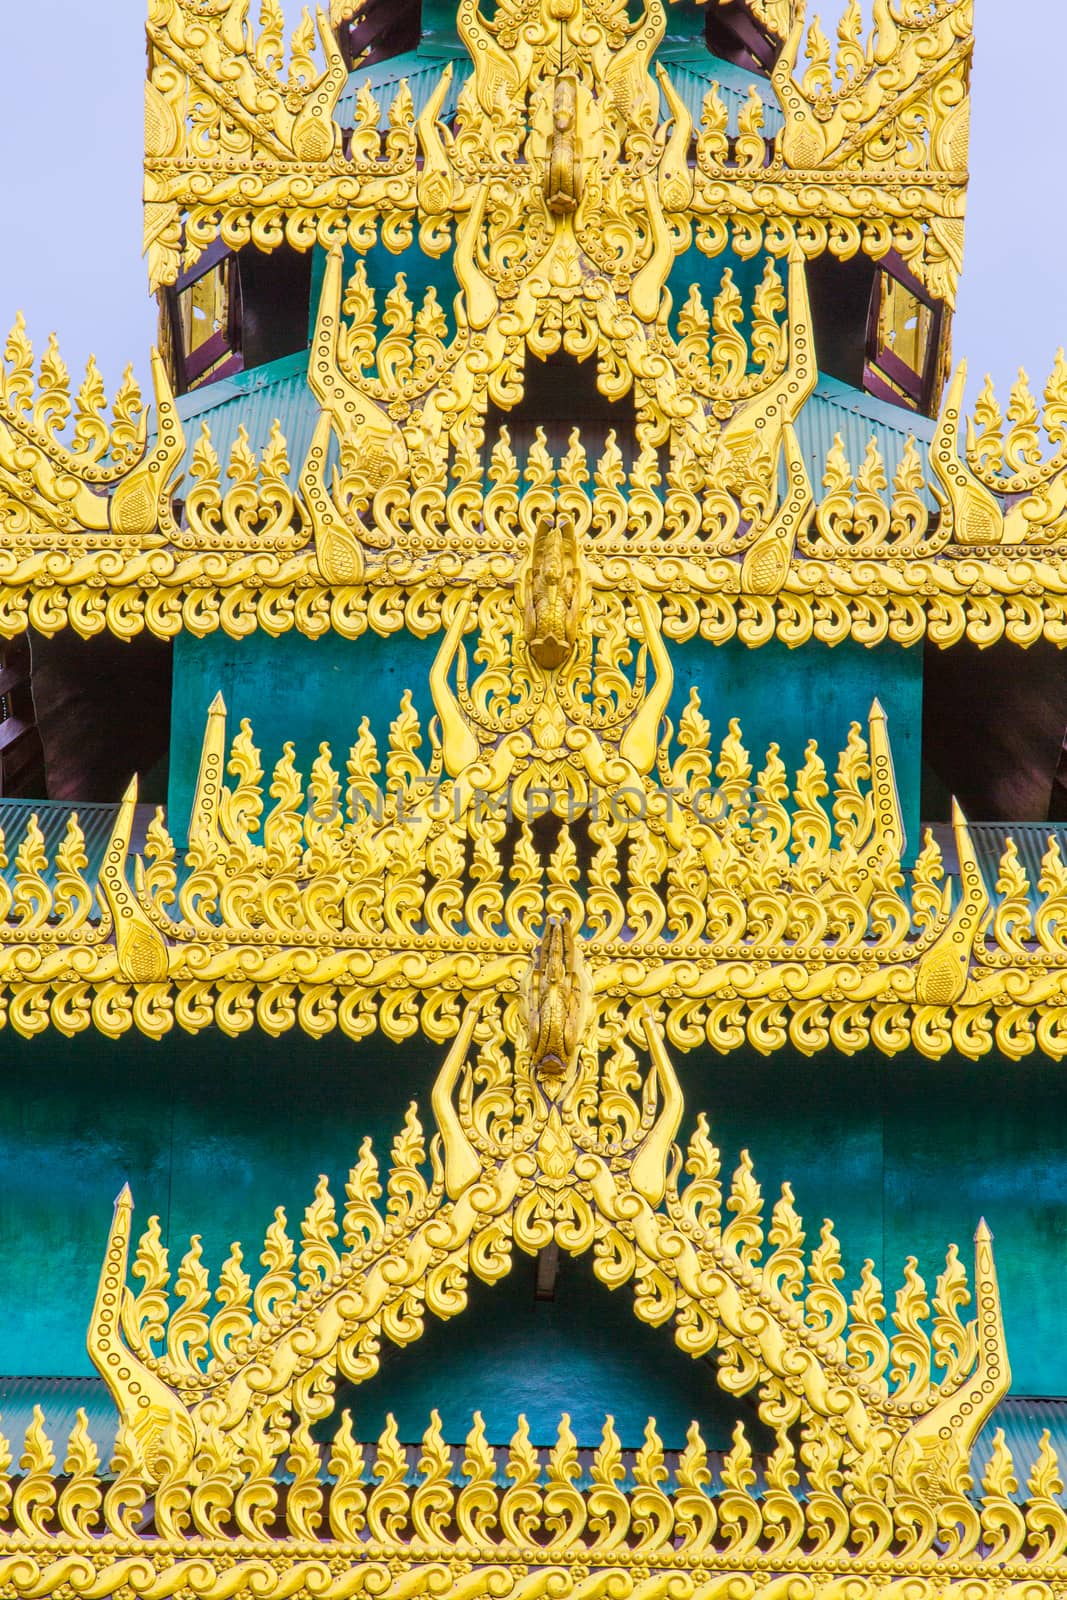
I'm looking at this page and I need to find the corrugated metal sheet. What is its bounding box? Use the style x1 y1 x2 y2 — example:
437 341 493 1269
180 355 935 505
968 822 1067 904
0 1376 118 1463
0 799 153 897
0 799 117 880
657 51 784 136
333 45 780 139
794 374 936 505
333 48 470 129
975 1397 1067 1499
176 350 323 477
0 1376 1060 1494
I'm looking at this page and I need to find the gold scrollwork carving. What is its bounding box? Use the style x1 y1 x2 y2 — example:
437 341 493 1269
86 988 1006 1512
0 587 1059 1056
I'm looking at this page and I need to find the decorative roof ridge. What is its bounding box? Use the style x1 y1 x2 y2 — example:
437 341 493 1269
0 590 1059 1056
144 0 971 301
83 998 1006 1504
6 1401 1067 1592
6 263 1067 647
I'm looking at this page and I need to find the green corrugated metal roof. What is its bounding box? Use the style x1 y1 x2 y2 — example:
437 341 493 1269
334 48 469 130
656 49 784 136
176 350 323 477
795 374 937 508
975 1397 1067 1498
0 1376 118 1464
179 354 936 506
968 823 1067 905
0 800 154 900
0 800 119 881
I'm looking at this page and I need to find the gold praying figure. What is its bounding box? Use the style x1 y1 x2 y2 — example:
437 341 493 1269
526 915 586 1080
544 70 582 216
524 510 581 670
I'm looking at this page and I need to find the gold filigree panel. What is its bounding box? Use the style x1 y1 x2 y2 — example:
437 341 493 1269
0 951 1037 1595
87 1001 1006 1501
144 0 970 306
4 294 1067 645
0 590 1059 1055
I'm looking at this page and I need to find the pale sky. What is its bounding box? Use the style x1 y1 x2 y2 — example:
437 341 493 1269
0 1 1060 406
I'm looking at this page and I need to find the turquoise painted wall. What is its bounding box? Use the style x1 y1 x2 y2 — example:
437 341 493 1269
169 631 922 856
2 1031 1065 1445
168 630 437 844
673 637 922 857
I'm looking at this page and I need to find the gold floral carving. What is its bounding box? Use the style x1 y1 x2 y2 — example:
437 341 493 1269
3 4 1067 1596
8 287 1067 645
145 0 970 305
4 1450 1067 1600
0 588 1063 1055
86 998 1007 1497
0 970 1028 1595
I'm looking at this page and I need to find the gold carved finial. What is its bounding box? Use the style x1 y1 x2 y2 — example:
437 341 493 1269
914 798 988 1006
931 361 1004 545
108 350 184 539
187 690 227 851
430 1002 484 1200
100 777 169 985
890 1214 1011 1499
630 1010 684 1208
87 1182 195 1481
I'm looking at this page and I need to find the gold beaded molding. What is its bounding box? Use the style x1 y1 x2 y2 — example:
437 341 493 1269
0 585 1066 1058
145 0 969 304
0 0 1044 649
0 950 1051 1600
5 274 1067 646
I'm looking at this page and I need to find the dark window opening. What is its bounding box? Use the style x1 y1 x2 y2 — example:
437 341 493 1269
319 1247 771 1454
864 251 944 418
704 2 778 74
922 637 1067 824
29 631 172 806
339 0 422 71
483 352 642 476
805 252 878 391
160 242 313 396
160 239 240 395
0 637 45 798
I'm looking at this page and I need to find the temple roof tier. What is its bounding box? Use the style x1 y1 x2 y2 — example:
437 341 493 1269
144 0 970 304
0 595 1063 1060
2 307 1067 647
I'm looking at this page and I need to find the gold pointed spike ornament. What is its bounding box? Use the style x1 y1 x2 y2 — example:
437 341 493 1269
0 584 1054 1051
76 980 1010 1576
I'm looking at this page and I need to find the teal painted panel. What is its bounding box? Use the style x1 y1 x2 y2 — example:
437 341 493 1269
3 1034 1067 1442
0 1033 173 1379
0 1029 439 1380
158 1033 431 1276
671 637 923 860
329 1250 761 1452
308 239 461 353
680 1046 1067 1400
422 0 461 40
881 1054 1067 1403
665 241 770 337
169 631 921 855
168 630 437 844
